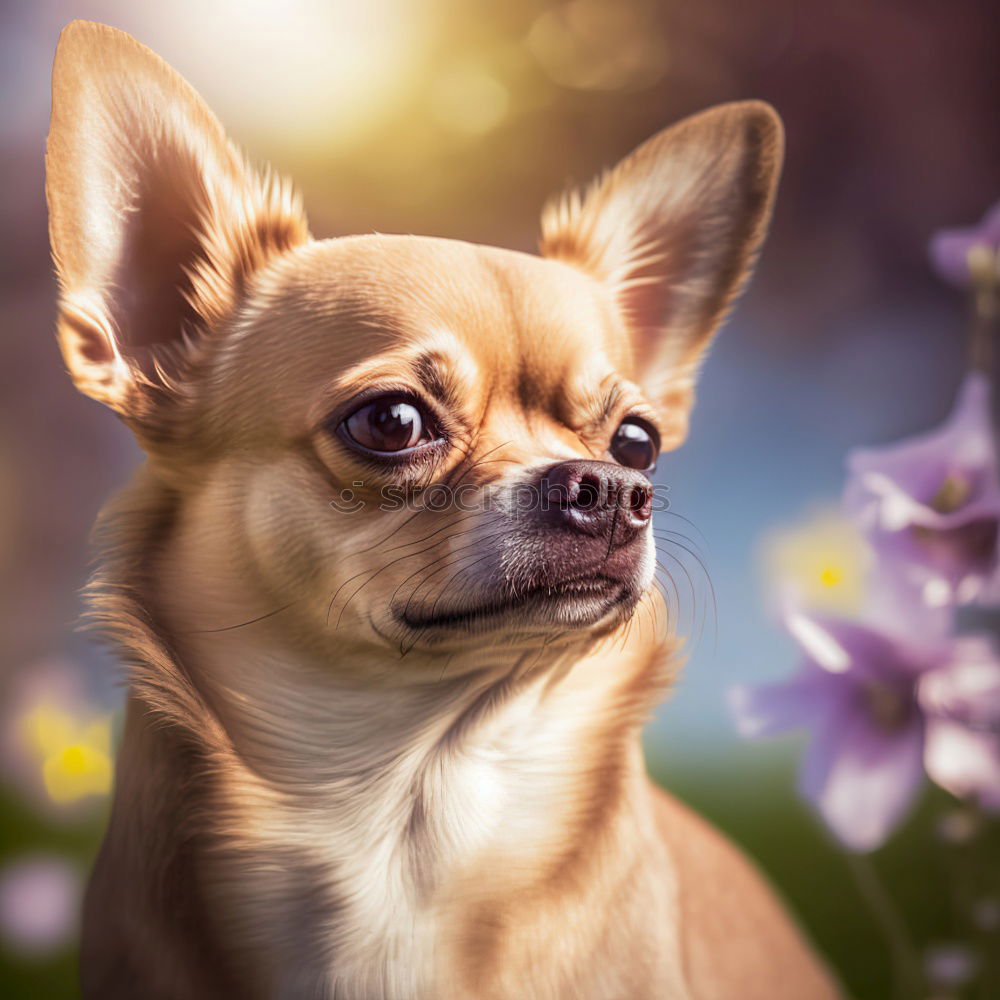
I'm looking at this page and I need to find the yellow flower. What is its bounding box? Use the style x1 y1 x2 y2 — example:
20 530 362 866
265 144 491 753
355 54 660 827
760 507 872 615
18 702 113 804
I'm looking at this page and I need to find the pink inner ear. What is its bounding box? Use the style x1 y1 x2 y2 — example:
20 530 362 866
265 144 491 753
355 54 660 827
613 210 696 379
114 156 208 366
616 241 676 376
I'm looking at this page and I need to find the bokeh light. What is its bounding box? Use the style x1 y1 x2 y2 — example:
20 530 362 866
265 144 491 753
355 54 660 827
19 705 112 806
0 856 81 958
526 0 669 92
143 0 434 153
429 61 509 136
2 661 114 816
759 507 873 615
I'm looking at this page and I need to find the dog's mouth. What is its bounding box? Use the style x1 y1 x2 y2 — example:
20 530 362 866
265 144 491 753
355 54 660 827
394 575 632 633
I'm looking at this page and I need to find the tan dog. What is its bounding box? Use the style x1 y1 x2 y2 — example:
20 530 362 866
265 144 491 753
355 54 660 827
47 20 838 1000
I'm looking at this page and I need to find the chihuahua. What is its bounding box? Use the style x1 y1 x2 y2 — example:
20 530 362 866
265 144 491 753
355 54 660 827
47 20 838 1000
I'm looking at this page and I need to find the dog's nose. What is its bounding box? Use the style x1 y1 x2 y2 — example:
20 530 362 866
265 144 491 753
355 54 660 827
539 460 652 546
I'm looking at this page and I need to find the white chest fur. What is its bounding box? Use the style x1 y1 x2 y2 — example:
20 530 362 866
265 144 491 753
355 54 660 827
203 656 602 1000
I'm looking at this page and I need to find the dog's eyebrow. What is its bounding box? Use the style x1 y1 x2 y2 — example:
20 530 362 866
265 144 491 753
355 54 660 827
598 381 627 424
410 350 459 407
577 378 629 431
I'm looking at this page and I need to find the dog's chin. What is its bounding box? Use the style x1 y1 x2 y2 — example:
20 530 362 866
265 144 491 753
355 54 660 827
386 575 640 644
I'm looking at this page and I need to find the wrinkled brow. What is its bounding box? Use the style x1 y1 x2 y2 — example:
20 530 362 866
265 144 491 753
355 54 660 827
410 350 463 409
566 374 635 435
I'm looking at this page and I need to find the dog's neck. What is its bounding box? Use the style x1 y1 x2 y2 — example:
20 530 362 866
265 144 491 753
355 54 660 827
118 479 675 995
162 603 671 996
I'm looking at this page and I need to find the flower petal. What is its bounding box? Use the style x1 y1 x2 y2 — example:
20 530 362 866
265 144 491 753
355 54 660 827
846 374 996 518
845 373 1000 609
919 635 1000 729
799 708 925 851
728 669 843 738
785 612 851 673
929 202 1000 287
788 611 941 682
930 231 981 287
925 718 1000 809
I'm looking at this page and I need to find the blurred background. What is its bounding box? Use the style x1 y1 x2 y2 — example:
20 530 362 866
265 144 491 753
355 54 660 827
1 0 998 996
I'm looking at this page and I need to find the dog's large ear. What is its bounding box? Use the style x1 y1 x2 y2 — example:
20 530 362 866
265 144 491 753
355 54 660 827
46 21 309 432
540 102 783 448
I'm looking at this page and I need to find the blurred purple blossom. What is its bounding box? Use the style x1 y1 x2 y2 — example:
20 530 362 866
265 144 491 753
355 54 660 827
0 855 80 956
844 372 1000 610
730 610 1000 851
924 943 979 988
919 637 1000 810
929 202 1000 288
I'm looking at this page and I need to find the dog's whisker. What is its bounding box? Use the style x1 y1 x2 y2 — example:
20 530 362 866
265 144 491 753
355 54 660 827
383 510 484 553
396 544 509 631
421 550 503 621
331 523 505 630
183 600 300 634
342 505 430 558
658 533 718 644
656 508 713 550
651 577 674 637
652 528 708 564
653 540 718 656
654 553 697 639
651 563 680 634
654 531 716 601
438 653 456 682
446 439 514 489
388 526 512 623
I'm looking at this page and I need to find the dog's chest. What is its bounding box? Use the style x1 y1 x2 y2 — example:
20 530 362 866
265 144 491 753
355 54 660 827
225 739 538 999
267 824 438 999
201 652 624 998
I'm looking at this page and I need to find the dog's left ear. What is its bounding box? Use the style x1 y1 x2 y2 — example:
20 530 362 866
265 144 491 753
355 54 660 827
540 101 783 448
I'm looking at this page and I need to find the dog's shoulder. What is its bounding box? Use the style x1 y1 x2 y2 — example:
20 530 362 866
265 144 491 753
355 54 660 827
650 783 841 1000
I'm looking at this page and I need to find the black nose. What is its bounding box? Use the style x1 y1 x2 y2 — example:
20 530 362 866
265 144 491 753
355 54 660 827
539 460 653 547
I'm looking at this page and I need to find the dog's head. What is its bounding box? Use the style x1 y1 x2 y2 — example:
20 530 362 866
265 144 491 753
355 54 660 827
47 22 782 661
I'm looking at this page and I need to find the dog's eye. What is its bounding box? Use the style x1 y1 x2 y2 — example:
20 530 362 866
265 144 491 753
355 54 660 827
610 418 659 472
340 396 437 455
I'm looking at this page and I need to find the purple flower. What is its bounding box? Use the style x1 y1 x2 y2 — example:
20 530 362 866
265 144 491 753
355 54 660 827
920 636 1000 810
924 943 979 989
0 855 81 956
844 372 1000 610
730 610 1000 851
929 202 1000 289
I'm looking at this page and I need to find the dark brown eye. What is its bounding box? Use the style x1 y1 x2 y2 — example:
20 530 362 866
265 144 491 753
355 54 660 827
610 418 659 472
341 396 436 455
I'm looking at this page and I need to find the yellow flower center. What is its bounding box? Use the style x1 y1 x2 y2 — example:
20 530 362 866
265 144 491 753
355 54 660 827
930 474 971 515
18 702 114 804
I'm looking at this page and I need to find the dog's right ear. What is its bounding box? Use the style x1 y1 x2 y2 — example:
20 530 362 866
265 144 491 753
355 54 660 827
540 102 782 450
46 21 309 432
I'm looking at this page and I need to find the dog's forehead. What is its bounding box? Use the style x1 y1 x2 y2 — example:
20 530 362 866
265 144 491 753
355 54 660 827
220 234 631 421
